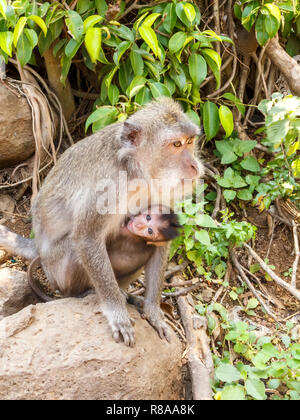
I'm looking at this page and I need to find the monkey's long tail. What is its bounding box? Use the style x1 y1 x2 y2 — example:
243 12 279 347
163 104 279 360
0 225 37 260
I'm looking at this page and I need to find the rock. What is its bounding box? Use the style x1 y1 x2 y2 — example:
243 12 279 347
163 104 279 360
0 84 35 168
0 296 183 400
0 268 37 320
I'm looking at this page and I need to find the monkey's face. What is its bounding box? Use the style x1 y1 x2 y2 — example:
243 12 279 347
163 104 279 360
126 212 168 242
151 135 202 188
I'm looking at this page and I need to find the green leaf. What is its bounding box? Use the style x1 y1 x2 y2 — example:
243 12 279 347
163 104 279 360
85 106 118 132
195 229 211 246
130 45 144 76
223 190 236 202
24 28 38 49
234 139 257 155
201 48 221 69
0 0 7 19
236 189 253 201
222 92 245 116
188 54 207 88
135 86 152 105
215 140 237 164
242 2 260 31
0 31 13 56
113 40 131 66
66 10 84 41
247 297 259 309
267 119 289 144
16 32 33 66
85 27 101 63
245 378 266 400
255 14 269 46
95 0 108 16
143 13 161 28
221 385 246 400
27 15 47 37
264 13 279 38
240 156 260 172
169 31 187 53
111 25 134 42
139 25 160 57
264 4 281 23
60 54 72 86
65 38 82 58
186 109 200 127
148 81 171 98
108 84 119 106
183 3 196 23
201 50 221 89
219 105 234 138
203 101 219 140
215 364 241 383
163 3 176 33
268 379 280 390
76 0 90 14
176 2 193 27
195 214 217 228
83 15 103 32
126 75 147 98
169 66 186 92
13 17 27 47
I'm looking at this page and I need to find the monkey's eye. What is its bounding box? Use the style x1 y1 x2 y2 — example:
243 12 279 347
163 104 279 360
146 214 151 221
173 141 182 147
148 228 153 235
186 137 194 144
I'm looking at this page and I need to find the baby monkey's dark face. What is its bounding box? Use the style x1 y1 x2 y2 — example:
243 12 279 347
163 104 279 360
126 206 182 244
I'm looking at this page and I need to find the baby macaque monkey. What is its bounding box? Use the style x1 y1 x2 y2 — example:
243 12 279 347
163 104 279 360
0 205 181 308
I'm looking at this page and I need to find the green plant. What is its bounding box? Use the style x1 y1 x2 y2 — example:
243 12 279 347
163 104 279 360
199 303 300 400
0 0 239 136
170 197 256 280
234 0 300 51
214 133 261 203
254 93 300 210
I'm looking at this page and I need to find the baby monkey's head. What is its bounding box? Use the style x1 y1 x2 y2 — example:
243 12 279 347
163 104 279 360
126 205 182 245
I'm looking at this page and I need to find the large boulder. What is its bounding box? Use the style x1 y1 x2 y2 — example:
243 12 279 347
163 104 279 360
0 295 183 400
0 268 37 320
0 84 35 168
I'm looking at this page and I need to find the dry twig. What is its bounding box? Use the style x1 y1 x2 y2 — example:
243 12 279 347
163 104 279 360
244 243 300 301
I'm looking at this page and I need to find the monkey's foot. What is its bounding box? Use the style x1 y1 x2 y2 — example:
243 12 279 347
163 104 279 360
102 304 135 347
141 308 171 342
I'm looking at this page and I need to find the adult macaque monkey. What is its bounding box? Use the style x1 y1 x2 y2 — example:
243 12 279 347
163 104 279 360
0 97 203 346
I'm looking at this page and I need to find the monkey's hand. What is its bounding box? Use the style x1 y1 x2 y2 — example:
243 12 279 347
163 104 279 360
102 303 135 347
141 305 171 342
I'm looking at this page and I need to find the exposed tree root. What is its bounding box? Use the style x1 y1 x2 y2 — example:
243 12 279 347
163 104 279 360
177 295 214 400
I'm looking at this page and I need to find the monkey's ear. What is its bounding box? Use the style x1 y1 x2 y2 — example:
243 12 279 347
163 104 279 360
121 121 142 146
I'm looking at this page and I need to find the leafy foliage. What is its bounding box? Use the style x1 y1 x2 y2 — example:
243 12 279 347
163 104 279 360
235 0 300 50
170 196 256 281
0 0 239 136
205 304 300 400
254 93 300 210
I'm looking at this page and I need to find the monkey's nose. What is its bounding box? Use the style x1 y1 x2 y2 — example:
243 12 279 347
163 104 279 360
190 163 199 177
136 222 146 229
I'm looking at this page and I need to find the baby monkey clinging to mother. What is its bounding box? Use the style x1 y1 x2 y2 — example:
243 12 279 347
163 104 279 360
0 97 203 346
25 205 181 308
